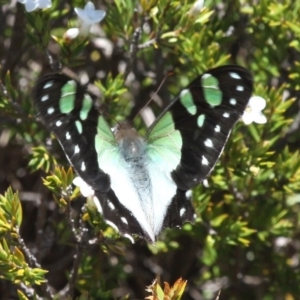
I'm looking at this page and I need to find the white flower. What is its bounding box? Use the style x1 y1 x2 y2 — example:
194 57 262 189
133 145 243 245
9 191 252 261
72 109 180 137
64 28 80 41
18 0 51 12
242 96 267 125
75 2 106 25
188 0 204 17
74 1 106 36
37 0 51 9
73 176 94 197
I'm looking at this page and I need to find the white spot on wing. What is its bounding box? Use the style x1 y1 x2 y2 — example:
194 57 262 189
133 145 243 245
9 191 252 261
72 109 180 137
202 156 209 165
41 94 49 101
237 85 244 91
74 145 80 154
223 112 230 118
229 72 241 79
73 177 94 197
81 161 86 171
124 234 135 243
185 190 192 199
66 132 71 140
180 208 186 217
215 125 221 132
47 107 55 115
203 179 209 187
204 138 213 148
230 98 237 105
108 201 115 210
93 196 103 213
56 120 62 127
121 217 128 224
106 220 119 232
43 81 53 89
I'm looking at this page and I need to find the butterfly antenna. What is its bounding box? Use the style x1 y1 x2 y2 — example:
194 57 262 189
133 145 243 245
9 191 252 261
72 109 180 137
133 71 173 121
101 109 122 128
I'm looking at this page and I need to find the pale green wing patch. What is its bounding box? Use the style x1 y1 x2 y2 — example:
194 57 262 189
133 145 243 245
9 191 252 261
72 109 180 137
197 114 205 127
59 80 76 113
180 89 197 115
95 116 120 168
59 81 93 121
80 94 93 120
75 120 83 134
146 112 182 172
201 74 222 106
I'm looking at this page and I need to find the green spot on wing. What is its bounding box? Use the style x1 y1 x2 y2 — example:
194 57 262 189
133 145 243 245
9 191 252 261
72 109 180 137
180 89 197 115
75 120 83 134
80 94 93 120
197 114 205 127
201 74 222 106
59 81 76 114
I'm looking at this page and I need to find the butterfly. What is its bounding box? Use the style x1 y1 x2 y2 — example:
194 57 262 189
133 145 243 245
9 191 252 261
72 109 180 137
34 65 253 242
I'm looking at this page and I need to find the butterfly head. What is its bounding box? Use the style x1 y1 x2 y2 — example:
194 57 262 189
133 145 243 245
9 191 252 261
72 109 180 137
114 122 145 160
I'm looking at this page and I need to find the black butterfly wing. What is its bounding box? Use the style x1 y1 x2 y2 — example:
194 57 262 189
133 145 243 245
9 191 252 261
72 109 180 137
145 65 253 233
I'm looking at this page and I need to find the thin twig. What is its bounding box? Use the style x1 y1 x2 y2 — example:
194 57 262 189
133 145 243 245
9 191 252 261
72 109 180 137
17 234 54 299
68 243 84 298
65 203 88 298
44 49 61 72
19 283 44 300
138 38 157 49
215 290 221 300
124 10 145 80
17 235 41 267
66 202 81 243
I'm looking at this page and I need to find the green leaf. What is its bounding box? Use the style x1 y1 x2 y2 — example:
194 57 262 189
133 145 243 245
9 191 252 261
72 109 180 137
202 235 217 266
13 247 25 264
17 290 29 300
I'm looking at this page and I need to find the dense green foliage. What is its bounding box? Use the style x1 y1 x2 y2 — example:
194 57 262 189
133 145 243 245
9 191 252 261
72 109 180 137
1 0 300 299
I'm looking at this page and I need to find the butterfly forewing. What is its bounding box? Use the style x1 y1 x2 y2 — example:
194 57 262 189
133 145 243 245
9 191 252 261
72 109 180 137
34 74 110 192
147 65 253 191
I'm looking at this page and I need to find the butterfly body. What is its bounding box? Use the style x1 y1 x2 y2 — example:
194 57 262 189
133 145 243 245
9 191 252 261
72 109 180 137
34 66 253 242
